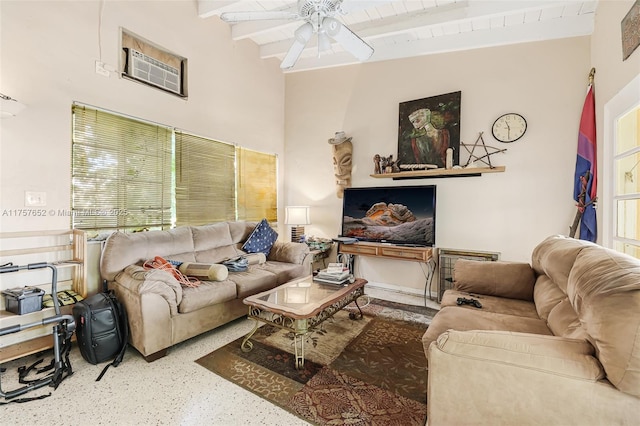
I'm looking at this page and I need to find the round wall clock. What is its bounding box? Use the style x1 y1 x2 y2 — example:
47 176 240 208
492 113 527 143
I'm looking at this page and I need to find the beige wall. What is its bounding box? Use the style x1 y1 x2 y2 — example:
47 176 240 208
284 37 594 293
0 1 284 232
1 1 636 295
591 0 640 244
284 0 639 294
592 0 640 119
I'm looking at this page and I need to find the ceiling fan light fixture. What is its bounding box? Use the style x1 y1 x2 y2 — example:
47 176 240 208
294 21 314 43
222 0 373 70
281 22 314 69
323 17 373 61
318 31 332 52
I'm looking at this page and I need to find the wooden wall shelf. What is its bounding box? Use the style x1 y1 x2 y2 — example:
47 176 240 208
370 165 505 180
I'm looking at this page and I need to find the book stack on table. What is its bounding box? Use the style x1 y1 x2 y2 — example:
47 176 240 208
314 263 351 285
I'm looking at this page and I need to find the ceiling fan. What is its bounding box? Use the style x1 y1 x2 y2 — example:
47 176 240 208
220 0 374 70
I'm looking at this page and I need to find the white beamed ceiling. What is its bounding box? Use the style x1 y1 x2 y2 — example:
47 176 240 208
198 0 598 72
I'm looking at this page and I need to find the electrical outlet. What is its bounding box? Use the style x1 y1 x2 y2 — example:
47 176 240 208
95 60 110 77
25 191 46 207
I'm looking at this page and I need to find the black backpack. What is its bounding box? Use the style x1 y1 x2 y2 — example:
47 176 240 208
72 289 128 381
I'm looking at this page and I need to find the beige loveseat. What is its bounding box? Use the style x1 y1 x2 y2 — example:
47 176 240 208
424 235 640 425
100 221 311 361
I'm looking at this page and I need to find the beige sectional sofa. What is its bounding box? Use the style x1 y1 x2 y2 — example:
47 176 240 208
424 235 640 425
100 221 311 361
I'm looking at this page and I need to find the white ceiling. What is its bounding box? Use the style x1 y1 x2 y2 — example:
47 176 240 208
198 0 598 73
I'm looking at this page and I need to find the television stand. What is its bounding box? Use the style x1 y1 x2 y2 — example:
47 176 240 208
338 241 433 262
338 241 435 300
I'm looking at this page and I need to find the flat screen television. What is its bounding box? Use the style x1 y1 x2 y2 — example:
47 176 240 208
341 185 437 247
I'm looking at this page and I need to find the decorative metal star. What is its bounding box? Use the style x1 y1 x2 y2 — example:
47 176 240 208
461 132 507 168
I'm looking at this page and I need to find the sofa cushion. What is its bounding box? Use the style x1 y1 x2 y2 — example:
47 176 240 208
268 241 309 264
258 261 309 285
531 235 592 294
178 280 237 314
422 305 553 357
546 298 589 340
568 245 640 398
230 268 278 298
229 221 257 244
453 259 536 301
101 227 196 281
533 275 567 320
191 222 233 250
242 219 278 256
194 245 240 264
441 290 539 319
191 223 241 263
433 330 604 380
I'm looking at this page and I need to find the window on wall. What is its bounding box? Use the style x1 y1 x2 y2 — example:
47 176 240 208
236 147 277 222
71 104 278 233
71 105 173 231
175 131 236 226
612 106 640 258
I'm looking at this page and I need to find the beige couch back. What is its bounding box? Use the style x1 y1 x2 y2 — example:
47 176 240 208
532 235 640 398
101 221 258 281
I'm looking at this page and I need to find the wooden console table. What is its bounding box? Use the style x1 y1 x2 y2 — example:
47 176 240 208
338 241 433 262
338 242 435 299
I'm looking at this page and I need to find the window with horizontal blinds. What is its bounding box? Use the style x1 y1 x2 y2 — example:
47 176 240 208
71 105 172 231
236 147 277 222
71 105 279 233
175 132 236 226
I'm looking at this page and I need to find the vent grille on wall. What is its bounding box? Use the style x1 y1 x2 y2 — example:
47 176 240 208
126 48 181 95
437 248 500 302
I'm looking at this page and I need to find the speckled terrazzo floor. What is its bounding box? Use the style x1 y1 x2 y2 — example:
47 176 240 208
1 289 438 425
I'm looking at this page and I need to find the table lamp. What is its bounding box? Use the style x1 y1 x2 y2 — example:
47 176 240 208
285 206 311 243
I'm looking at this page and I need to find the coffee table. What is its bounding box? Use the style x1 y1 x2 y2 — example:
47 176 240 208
242 275 367 369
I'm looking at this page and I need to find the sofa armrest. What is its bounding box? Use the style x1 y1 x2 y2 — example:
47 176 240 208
114 265 183 315
453 259 535 301
267 241 310 264
427 330 639 425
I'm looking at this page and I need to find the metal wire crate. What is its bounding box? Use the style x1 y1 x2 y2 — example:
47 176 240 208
438 248 500 302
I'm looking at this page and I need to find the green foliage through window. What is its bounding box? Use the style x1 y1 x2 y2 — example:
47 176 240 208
71 104 277 234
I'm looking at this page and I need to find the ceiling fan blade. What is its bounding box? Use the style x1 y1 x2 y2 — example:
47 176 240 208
280 22 314 69
323 17 374 61
220 11 298 23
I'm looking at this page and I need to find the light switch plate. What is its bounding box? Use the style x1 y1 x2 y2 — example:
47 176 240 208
95 61 110 77
25 191 46 207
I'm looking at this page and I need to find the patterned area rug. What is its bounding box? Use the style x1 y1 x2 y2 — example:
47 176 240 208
196 299 434 425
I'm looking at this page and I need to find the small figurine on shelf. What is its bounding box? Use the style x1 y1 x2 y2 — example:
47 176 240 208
373 154 382 174
380 154 400 173
446 147 453 170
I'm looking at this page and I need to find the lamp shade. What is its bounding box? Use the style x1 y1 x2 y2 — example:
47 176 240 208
285 206 311 225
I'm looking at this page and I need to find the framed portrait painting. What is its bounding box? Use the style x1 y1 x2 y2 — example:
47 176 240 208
397 91 461 168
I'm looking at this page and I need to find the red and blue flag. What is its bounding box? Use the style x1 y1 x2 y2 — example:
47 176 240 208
573 84 597 242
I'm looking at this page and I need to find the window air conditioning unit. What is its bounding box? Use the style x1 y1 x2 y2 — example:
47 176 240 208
125 48 181 95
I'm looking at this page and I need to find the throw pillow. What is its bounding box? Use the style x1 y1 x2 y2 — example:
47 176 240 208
241 219 278 257
178 262 229 281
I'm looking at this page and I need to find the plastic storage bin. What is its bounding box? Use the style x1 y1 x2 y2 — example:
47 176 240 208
3 286 45 315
